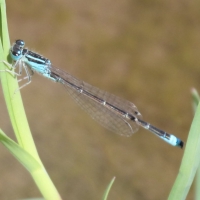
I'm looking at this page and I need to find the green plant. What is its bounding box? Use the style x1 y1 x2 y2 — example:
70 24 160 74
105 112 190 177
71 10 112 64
0 0 61 199
168 88 200 200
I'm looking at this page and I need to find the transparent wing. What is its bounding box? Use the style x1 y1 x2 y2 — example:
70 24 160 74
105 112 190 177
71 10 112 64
50 66 142 136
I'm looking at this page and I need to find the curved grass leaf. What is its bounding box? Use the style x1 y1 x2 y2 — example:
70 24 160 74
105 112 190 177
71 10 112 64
191 88 200 200
0 129 41 172
168 98 200 200
102 177 116 200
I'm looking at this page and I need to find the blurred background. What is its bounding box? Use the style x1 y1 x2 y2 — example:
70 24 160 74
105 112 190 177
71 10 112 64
0 0 199 199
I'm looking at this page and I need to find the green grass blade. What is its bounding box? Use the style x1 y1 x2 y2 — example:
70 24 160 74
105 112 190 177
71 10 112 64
0 0 40 160
191 88 200 200
0 129 41 171
0 129 62 200
102 177 116 200
168 100 200 200
195 166 200 200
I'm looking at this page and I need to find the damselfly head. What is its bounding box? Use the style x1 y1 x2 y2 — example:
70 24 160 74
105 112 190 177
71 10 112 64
10 42 23 61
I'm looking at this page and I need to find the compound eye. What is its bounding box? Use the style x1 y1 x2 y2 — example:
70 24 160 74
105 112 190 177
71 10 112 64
11 46 22 56
15 39 25 48
12 49 21 56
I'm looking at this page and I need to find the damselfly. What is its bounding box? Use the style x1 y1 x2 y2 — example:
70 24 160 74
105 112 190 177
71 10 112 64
2 40 184 148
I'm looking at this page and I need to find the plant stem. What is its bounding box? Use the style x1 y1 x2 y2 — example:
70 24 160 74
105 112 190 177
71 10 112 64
0 0 62 199
168 101 200 200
